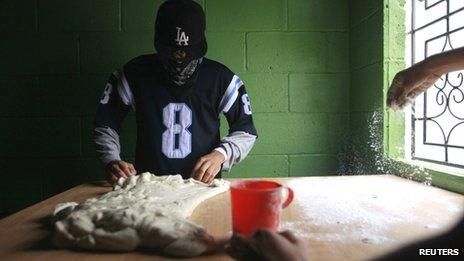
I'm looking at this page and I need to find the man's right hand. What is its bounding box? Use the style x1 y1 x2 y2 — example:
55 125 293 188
106 160 137 184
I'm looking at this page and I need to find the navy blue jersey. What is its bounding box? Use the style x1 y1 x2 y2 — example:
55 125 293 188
95 54 257 178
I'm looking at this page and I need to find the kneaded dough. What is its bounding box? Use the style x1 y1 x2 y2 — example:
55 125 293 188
52 172 230 257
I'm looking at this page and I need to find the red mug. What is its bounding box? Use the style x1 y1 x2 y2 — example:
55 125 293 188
230 180 294 236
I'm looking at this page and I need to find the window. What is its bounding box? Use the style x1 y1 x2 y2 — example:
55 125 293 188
405 0 464 168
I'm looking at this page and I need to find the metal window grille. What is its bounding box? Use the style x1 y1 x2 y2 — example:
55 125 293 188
408 0 464 168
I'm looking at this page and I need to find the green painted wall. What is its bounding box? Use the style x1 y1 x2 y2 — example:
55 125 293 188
345 0 384 173
383 0 406 160
346 0 407 174
0 0 351 216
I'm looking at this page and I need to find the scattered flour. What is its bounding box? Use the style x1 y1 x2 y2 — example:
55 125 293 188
281 176 464 244
338 109 432 185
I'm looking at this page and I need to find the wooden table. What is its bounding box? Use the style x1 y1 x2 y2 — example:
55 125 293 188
1 175 463 261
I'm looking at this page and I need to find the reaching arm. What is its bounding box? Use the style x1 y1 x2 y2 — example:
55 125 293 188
215 131 257 171
217 75 258 171
190 75 258 183
424 47 464 76
94 126 121 166
94 68 136 182
387 47 464 109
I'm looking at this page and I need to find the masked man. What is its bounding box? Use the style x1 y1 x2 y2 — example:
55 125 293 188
94 0 258 184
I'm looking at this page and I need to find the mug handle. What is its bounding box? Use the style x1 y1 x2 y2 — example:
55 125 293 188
282 186 294 208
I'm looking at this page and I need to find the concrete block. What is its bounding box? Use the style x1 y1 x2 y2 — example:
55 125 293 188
290 73 349 112
206 0 285 31
240 73 288 112
289 154 339 177
0 33 78 74
228 155 288 178
289 0 348 31
247 32 327 73
38 0 119 31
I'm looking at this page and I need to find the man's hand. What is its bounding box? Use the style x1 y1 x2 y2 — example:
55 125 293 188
387 47 464 109
387 62 440 109
226 229 309 261
191 150 225 183
106 160 137 184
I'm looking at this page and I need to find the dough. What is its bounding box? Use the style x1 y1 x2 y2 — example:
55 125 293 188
52 172 230 257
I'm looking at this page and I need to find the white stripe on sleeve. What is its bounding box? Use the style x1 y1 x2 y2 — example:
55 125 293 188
113 69 136 110
219 75 243 113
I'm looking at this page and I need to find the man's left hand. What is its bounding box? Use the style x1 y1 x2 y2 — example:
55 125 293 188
191 150 226 183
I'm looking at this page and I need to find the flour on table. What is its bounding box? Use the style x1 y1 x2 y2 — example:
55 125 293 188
51 172 230 257
281 176 464 245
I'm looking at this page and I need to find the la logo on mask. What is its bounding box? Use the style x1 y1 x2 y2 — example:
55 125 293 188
175 27 189 46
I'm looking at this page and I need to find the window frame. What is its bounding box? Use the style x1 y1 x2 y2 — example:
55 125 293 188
383 0 464 194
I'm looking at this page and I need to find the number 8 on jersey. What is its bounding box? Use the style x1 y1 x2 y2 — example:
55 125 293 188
162 103 192 159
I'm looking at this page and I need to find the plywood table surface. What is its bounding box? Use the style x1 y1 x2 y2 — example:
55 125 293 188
0 175 463 261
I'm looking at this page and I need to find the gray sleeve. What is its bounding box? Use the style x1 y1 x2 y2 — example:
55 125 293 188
214 131 257 172
93 126 122 166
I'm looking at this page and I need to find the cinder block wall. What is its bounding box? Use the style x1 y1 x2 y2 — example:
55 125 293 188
0 0 351 216
215 0 349 178
347 0 405 173
347 0 384 173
